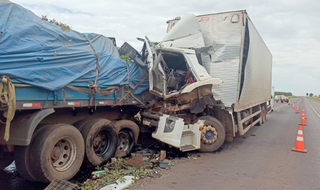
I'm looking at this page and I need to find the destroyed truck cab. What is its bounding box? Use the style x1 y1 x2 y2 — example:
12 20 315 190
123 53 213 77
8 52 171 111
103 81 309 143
139 10 273 153
137 15 225 152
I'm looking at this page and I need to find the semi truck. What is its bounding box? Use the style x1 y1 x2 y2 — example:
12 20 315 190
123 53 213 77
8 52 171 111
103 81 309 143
0 1 272 183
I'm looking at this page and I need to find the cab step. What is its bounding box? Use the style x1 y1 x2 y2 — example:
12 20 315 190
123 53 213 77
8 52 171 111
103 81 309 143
180 144 197 152
182 130 195 136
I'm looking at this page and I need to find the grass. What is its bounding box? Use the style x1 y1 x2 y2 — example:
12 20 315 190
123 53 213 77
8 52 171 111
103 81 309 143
308 97 320 104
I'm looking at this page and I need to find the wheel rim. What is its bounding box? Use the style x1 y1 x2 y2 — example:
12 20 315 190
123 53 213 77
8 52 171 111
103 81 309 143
117 131 131 152
201 125 218 144
51 137 77 172
93 130 110 156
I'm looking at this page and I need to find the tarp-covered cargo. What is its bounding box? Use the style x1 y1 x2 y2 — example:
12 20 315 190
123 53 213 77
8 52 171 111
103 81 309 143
0 0 148 96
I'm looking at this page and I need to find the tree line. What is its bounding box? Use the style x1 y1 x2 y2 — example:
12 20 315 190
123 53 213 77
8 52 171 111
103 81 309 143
275 91 292 97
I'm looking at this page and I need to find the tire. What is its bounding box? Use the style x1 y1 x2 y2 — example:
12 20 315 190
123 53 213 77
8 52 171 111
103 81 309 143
79 119 118 166
0 147 13 171
73 119 91 131
114 120 140 158
195 116 226 153
15 125 50 181
29 124 85 183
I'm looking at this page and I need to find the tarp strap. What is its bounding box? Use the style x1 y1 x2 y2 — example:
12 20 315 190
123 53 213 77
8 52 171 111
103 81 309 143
64 85 119 96
13 83 32 87
0 76 16 141
113 74 148 106
133 75 148 91
86 37 101 106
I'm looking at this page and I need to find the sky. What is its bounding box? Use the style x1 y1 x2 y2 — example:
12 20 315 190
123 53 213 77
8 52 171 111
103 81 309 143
10 0 320 96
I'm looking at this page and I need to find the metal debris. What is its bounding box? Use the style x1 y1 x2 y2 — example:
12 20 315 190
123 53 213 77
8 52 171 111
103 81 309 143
44 179 78 190
159 159 169 169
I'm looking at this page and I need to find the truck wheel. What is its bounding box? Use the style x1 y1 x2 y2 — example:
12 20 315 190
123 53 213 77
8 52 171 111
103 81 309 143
114 120 140 158
29 124 85 183
80 119 118 166
195 116 226 153
0 147 13 170
74 119 91 131
15 125 48 181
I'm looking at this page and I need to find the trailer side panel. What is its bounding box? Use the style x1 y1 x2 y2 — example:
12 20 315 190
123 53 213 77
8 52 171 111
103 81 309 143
235 16 272 111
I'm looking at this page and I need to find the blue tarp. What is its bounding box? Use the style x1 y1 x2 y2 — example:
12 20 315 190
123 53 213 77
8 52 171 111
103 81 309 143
0 0 149 95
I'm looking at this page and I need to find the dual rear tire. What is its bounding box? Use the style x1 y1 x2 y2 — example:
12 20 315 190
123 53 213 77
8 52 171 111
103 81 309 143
74 119 118 166
14 118 137 183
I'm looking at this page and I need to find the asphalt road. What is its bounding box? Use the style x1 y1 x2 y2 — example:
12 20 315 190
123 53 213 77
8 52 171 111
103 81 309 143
1 97 320 190
131 98 320 190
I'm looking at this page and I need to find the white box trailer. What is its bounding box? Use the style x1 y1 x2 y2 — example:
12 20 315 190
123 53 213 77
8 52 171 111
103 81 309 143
166 10 273 112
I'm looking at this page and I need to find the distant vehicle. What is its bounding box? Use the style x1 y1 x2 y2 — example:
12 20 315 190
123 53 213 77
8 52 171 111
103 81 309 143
275 94 289 103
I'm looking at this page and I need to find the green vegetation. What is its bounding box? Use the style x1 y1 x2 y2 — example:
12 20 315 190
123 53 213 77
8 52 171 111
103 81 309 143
306 93 316 97
79 156 173 190
80 158 144 190
308 97 320 104
275 91 292 97
41 15 71 30
120 54 131 64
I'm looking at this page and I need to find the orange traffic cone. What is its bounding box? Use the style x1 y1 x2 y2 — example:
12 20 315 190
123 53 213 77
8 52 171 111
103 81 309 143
296 106 300 113
283 101 285 104
302 112 307 119
300 115 306 125
292 103 295 109
288 101 291 105
292 126 307 153
302 108 305 114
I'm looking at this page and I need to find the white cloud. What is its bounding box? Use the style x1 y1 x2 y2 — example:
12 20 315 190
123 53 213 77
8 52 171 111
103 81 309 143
8 0 320 96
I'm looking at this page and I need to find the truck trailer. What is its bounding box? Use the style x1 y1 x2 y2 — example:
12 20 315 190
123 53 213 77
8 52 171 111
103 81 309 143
0 1 272 183
0 0 152 183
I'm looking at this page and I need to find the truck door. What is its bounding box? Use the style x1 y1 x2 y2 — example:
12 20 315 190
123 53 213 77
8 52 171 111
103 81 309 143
144 39 166 98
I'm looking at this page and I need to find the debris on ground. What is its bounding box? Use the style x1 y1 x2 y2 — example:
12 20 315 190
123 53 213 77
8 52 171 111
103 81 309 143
159 159 169 169
100 176 134 190
159 150 166 161
124 154 146 168
45 179 78 190
79 148 175 190
147 170 162 178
